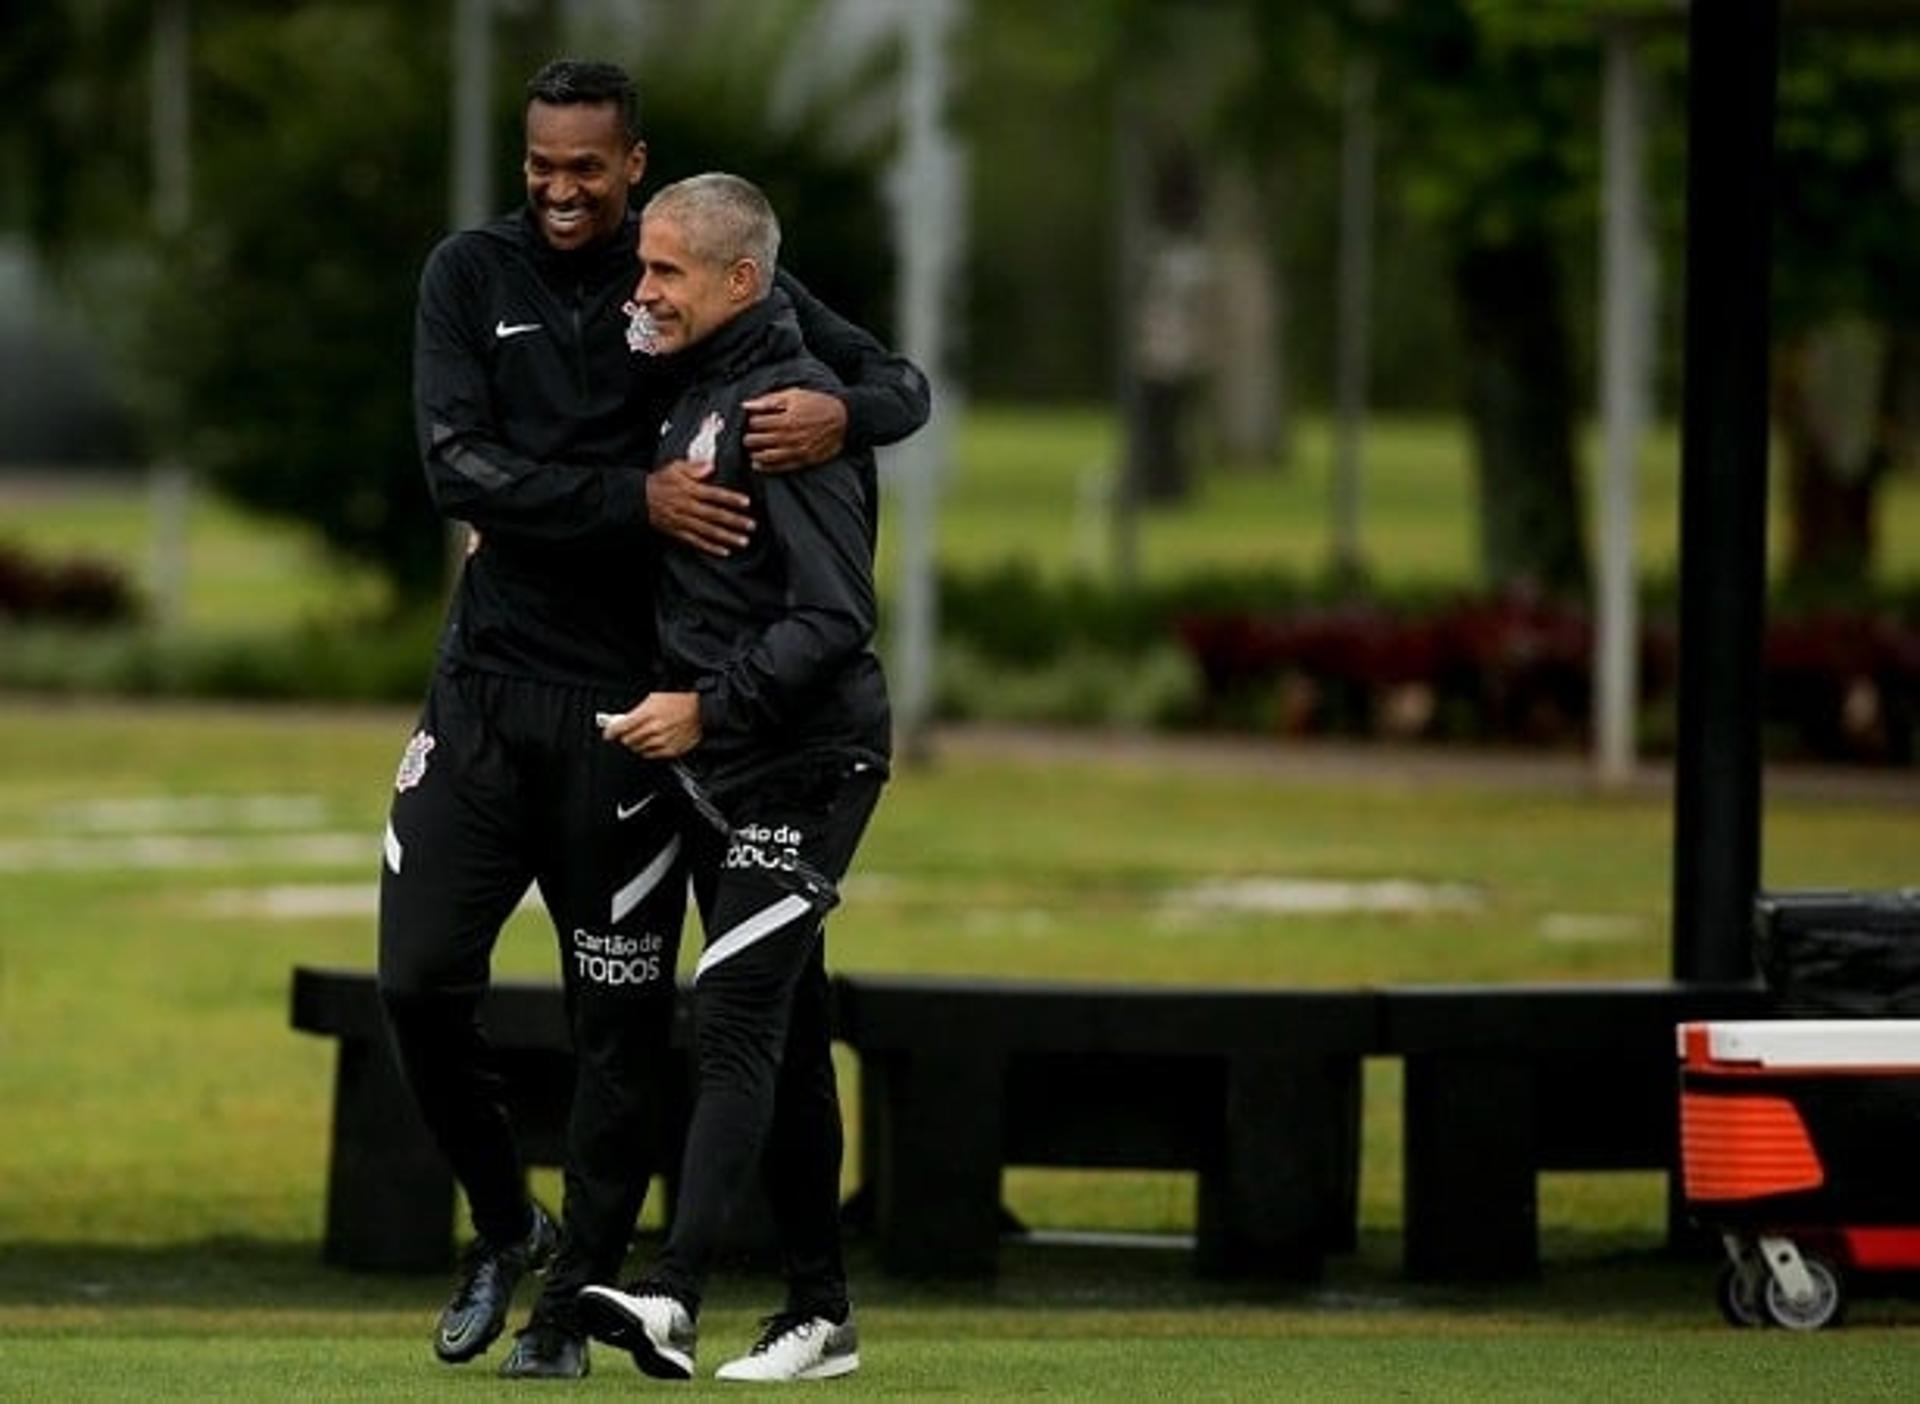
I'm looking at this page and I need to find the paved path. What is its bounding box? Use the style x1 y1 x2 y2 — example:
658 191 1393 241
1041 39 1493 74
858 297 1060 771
927 722 1920 808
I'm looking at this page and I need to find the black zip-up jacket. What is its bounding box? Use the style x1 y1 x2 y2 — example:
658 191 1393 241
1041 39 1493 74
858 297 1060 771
414 207 929 687
648 291 890 794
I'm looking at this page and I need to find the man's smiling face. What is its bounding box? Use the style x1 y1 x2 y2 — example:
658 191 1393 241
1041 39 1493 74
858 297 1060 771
522 100 645 252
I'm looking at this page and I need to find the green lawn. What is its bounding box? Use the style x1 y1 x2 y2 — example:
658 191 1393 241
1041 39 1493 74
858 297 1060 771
11 408 1920 636
4 701 1920 1396
909 408 1920 588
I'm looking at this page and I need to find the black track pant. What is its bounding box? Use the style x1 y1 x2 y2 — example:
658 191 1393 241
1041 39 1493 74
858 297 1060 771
377 666 686 1323
646 756 883 1321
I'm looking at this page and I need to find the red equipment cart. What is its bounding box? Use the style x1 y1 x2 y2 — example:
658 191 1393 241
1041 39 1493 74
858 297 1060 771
1679 1019 1920 1329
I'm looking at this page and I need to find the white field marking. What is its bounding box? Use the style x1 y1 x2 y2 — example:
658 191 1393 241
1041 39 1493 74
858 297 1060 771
1161 877 1483 917
1537 912 1645 944
43 794 329 833
835 872 902 899
962 908 1057 935
200 884 546 919
0 832 373 872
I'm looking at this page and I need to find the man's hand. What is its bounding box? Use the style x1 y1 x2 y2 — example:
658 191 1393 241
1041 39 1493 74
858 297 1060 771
743 388 848 471
600 692 703 759
646 459 753 557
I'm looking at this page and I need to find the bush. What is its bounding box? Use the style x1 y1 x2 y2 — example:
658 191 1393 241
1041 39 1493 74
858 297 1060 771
0 614 437 703
935 640 1199 730
0 540 141 627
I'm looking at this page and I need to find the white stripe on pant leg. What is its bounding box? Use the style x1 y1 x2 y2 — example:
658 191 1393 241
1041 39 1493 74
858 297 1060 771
611 836 682 924
384 821 403 875
694 894 813 982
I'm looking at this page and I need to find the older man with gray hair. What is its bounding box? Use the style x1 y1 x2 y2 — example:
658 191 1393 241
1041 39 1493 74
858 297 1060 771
581 172 892 1384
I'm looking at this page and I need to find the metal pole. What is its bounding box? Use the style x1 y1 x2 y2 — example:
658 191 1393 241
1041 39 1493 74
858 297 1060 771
149 0 192 632
889 0 964 761
445 0 493 586
1671 0 1778 983
1331 48 1376 582
1594 22 1652 789
450 0 494 233
1111 78 1146 590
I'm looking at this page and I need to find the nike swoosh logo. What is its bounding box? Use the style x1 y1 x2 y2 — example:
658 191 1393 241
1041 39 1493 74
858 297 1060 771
495 320 541 339
615 796 655 821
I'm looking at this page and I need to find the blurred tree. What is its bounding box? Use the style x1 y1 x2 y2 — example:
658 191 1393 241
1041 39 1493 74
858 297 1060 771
1376 1 1596 595
4 0 893 606
615 0 898 340
1770 27 1920 592
128 3 457 600
0 2 151 253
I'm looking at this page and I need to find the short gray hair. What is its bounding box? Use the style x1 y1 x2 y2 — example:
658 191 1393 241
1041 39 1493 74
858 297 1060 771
642 173 781 293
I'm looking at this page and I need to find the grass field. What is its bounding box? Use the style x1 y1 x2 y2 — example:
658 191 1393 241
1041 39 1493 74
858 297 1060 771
6 404 1919 1393
4 701 1920 1397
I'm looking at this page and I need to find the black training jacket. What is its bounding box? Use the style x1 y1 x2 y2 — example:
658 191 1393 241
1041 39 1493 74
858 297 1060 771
413 206 929 688
648 291 891 794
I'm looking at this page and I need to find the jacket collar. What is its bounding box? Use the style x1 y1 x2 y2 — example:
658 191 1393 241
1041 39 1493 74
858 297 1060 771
653 288 803 383
511 205 639 280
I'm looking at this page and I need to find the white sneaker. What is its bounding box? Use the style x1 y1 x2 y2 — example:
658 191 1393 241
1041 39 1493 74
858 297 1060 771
716 1311 860 1382
576 1285 696 1380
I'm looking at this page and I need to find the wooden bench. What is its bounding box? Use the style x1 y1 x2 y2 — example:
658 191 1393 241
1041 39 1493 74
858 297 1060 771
290 966 693 1272
1378 980 1774 1282
833 973 1378 1282
294 967 1777 1284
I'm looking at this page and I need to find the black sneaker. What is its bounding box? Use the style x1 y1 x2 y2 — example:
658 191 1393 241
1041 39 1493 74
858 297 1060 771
498 1317 589 1379
433 1202 560 1364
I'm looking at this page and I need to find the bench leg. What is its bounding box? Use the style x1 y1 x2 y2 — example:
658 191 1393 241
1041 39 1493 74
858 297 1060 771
1197 1056 1357 1280
1402 1054 1537 1281
861 1051 1005 1277
323 1036 455 1272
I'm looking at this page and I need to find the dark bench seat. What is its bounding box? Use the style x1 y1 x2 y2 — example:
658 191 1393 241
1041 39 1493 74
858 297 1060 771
294 966 1777 1283
290 966 693 1272
833 973 1379 1281
1378 980 1773 1281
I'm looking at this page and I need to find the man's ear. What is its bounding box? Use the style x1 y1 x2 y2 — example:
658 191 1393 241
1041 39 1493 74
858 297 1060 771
624 140 648 192
727 259 761 303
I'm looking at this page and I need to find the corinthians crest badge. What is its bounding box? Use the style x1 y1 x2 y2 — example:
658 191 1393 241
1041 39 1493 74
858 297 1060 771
395 730 436 793
688 411 725 466
622 299 659 354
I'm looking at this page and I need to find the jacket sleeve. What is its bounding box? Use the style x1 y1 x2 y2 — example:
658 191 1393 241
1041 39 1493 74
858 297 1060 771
775 269 932 451
695 459 876 740
413 239 648 544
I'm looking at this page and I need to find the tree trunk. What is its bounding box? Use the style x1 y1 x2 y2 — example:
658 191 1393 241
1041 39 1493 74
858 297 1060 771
1772 321 1906 591
1208 164 1288 468
1454 237 1588 594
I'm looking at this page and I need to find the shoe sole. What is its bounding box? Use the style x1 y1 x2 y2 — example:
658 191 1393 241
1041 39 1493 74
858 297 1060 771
576 1287 694 1381
716 1351 861 1383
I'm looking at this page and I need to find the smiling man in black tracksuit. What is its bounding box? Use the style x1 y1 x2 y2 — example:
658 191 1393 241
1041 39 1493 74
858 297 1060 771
580 172 888 1385
377 62 926 1381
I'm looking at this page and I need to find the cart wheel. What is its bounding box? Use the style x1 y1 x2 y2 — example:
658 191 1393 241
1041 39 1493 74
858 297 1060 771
1762 1254 1845 1331
1716 1263 1767 1328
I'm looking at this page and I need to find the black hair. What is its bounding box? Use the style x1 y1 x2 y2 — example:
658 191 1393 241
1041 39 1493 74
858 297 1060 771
524 58 641 143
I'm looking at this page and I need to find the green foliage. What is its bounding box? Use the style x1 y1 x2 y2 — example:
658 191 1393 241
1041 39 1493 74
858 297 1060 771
935 638 1200 729
121 5 452 599
0 1 150 251
1773 28 1920 330
612 0 898 337
0 614 438 701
